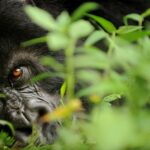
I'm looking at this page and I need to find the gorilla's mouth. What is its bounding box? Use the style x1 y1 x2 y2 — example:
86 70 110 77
0 123 33 147
13 110 50 147
14 121 58 147
15 126 33 147
16 127 32 135
14 123 45 147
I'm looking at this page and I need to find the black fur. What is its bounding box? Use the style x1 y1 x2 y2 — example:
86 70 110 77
0 0 150 147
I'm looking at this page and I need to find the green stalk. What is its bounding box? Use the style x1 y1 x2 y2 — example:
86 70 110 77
65 39 76 100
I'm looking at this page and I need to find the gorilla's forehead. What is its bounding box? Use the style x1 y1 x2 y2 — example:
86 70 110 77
0 37 18 55
0 38 17 74
0 38 39 76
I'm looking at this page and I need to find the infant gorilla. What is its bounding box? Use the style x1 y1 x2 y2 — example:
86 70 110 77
0 0 150 147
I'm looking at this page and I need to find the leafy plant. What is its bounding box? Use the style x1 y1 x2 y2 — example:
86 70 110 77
0 120 15 149
2 2 150 150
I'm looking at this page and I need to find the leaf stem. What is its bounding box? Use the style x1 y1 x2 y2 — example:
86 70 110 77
65 39 76 100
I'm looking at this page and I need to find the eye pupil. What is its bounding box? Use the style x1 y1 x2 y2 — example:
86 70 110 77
12 68 22 78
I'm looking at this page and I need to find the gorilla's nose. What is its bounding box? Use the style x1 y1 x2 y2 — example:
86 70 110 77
6 99 51 128
26 99 51 118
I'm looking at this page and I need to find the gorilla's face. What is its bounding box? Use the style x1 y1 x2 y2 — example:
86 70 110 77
0 0 64 146
0 39 60 147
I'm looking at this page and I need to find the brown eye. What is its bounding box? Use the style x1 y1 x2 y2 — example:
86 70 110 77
12 68 23 79
9 66 30 87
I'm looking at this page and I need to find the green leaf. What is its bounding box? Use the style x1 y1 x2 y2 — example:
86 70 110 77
0 93 5 98
142 8 150 18
75 47 109 69
21 36 47 47
87 14 117 33
0 120 15 136
47 32 69 50
74 55 108 69
77 70 101 84
40 56 64 71
69 20 94 39
103 94 122 102
123 13 143 25
31 72 50 83
60 82 67 99
85 30 107 46
25 6 56 30
57 11 71 31
120 30 150 42
71 2 99 21
0 132 14 147
116 25 142 35
87 109 135 150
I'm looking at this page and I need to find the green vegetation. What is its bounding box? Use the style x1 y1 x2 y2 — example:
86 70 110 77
2 2 150 150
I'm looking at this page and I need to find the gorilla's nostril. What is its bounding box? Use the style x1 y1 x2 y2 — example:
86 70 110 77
38 107 49 118
29 102 51 118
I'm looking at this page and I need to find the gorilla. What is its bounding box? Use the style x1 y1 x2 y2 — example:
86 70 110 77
0 0 150 147
0 38 61 146
0 0 64 146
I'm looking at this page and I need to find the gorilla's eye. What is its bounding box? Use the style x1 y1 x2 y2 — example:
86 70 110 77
9 66 31 87
12 67 23 80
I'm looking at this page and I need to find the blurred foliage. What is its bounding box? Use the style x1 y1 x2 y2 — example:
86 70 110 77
0 120 15 149
2 2 150 150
